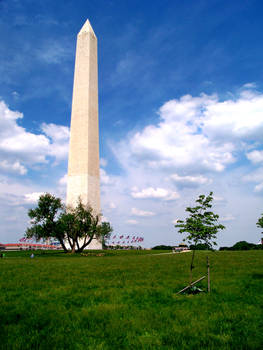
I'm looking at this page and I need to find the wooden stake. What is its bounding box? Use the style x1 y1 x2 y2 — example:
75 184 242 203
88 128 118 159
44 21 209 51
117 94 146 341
189 249 195 285
207 256 210 293
176 275 206 295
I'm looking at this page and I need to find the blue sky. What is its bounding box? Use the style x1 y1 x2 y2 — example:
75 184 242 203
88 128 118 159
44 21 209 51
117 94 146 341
1 0 263 247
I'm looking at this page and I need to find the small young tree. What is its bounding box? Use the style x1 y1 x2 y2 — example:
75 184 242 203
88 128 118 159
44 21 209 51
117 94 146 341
256 213 263 235
175 192 225 284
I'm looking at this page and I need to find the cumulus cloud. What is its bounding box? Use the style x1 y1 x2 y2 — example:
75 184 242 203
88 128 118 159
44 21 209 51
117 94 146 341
131 207 155 217
246 150 263 164
243 168 263 192
0 101 69 175
41 123 69 161
131 187 179 200
0 160 27 175
170 173 210 187
221 214 235 222
24 192 44 204
114 89 263 175
126 219 138 225
254 183 263 192
58 174 67 186
100 158 108 167
100 168 113 185
109 202 116 209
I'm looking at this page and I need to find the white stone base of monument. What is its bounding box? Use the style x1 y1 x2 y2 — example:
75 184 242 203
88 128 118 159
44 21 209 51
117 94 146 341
66 174 100 214
65 237 102 251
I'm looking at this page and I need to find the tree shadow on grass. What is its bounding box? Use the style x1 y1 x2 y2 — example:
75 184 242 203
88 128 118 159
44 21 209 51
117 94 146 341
252 273 263 279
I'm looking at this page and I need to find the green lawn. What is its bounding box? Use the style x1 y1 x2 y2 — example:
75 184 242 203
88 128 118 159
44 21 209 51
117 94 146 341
0 250 262 349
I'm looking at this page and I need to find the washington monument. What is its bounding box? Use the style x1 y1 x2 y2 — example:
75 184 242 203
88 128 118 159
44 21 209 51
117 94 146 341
67 19 102 249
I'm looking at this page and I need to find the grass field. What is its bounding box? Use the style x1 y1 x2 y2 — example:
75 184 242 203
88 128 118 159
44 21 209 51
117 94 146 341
0 250 262 349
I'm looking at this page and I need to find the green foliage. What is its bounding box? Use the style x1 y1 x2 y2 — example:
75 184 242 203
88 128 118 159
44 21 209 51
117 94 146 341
256 213 263 233
26 193 67 250
152 245 174 250
0 251 263 349
26 194 113 253
63 200 113 252
175 192 225 248
220 241 263 251
190 243 212 250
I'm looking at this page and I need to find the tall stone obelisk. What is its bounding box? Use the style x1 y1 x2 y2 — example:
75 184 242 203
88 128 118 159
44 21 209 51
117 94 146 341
67 19 102 249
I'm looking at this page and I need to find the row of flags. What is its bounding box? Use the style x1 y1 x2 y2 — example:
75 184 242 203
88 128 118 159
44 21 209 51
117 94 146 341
109 235 144 245
19 235 144 246
19 237 60 245
19 237 31 242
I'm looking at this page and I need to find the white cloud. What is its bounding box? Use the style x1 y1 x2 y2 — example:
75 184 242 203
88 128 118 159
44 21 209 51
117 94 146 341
41 123 69 142
242 83 257 89
131 207 155 217
221 214 235 222
243 168 263 192
246 150 263 164
254 183 263 193
41 123 69 161
58 174 67 186
126 219 138 225
35 39 72 64
114 90 263 176
131 187 179 200
100 158 108 167
100 168 113 185
24 192 44 204
170 173 210 186
0 101 69 175
109 202 116 209
0 160 27 175
213 196 225 202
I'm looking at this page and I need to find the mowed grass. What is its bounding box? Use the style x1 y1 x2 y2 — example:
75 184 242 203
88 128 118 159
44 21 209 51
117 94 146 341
0 250 262 349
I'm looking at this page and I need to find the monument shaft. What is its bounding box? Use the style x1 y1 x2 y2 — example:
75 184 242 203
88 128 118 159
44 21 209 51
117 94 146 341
67 20 101 249
67 20 100 212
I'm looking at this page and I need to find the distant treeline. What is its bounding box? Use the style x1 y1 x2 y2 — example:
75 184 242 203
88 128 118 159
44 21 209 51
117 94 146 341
152 241 263 251
219 241 263 251
152 245 174 250
152 243 211 250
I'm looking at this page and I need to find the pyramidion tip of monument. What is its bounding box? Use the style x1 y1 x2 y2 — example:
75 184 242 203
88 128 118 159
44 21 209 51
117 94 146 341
78 19 96 37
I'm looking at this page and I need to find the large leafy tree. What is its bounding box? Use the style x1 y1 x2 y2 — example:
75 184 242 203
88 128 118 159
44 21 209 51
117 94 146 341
62 200 113 253
175 192 225 283
26 193 113 253
26 193 67 251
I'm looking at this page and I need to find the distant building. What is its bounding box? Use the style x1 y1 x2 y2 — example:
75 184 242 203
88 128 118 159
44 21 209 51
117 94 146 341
0 243 61 251
173 243 189 252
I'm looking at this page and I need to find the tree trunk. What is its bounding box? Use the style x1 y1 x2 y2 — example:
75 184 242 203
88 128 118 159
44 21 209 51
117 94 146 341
77 234 94 252
207 256 210 293
190 249 196 285
71 241 76 253
58 237 68 253
67 234 73 249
